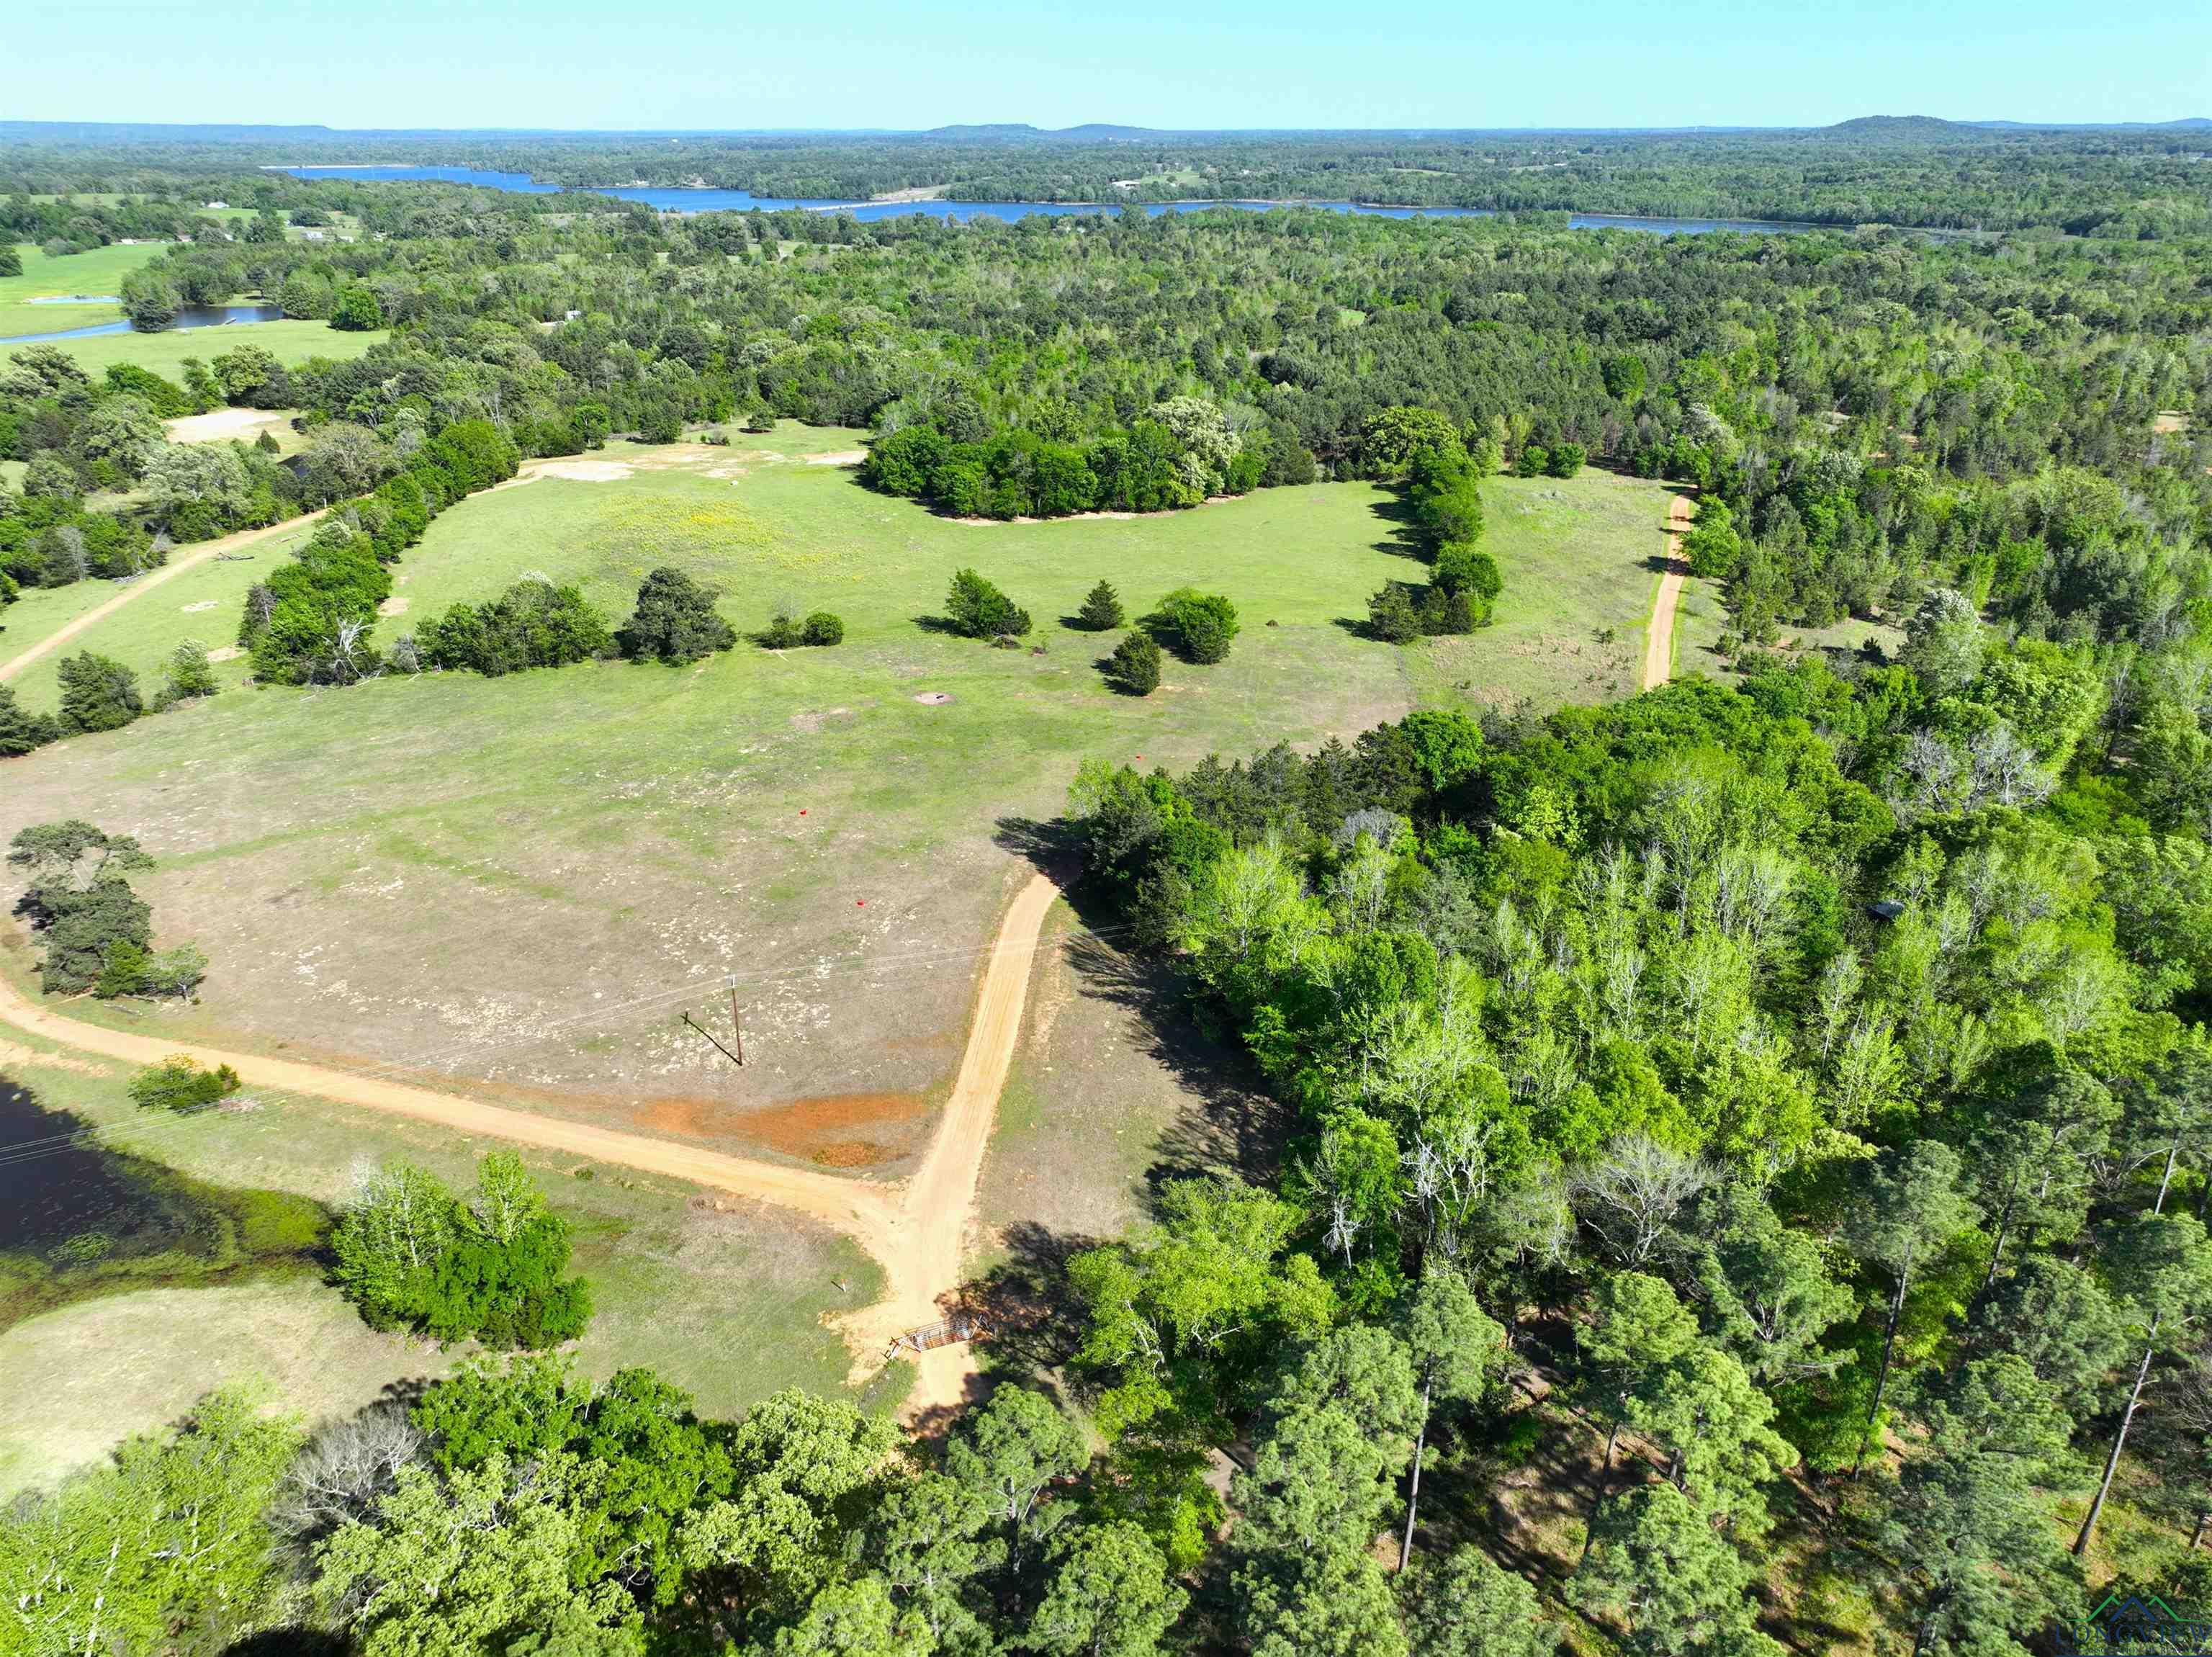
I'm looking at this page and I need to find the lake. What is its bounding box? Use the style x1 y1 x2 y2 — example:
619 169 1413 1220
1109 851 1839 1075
1 302 287 346
275 165 1823 236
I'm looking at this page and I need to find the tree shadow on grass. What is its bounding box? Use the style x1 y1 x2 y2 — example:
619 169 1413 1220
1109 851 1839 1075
1370 491 1429 563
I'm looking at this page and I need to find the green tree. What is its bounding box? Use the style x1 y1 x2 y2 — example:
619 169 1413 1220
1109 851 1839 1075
127 1054 240 1112
1680 498 1741 580
2075 1212 2212 1555
120 268 181 331
315 1450 643 1657
801 611 844 646
772 1576 928 1656
1571 1483 1782 1657
1395 1269 1507 1565
1028 1521 1187 1657
56 650 144 733
161 638 220 704
1368 583 1422 644
331 284 385 331
863 1472 1000 1651
1844 1140 1977 1472
945 1386 1087 1563
1686 1186 1852 1385
1069 1178 1333 1437
616 567 736 663
0 1389 300 1656
1401 1547 1558 1657
1077 580 1125 631
945 568 1031 639
1153 588 1238 664
1238 1547 1410 1657
1104 631 1162 696
0 683 60 756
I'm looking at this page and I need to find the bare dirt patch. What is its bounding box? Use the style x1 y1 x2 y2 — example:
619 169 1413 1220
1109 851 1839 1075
377 595 410 616
914 691 955 705
803 449 869 467
0 1040 108 1077
205 645 241 664
536 459 636 482
634 1089 933 1168
163 408 293 445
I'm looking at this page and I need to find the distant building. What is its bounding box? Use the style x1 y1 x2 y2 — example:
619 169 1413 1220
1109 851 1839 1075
204 199 227 210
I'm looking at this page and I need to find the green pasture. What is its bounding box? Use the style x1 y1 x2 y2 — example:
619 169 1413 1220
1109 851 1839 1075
0 517 315 707
0 242 166 340
19 319 387 380
0 430 1673 1141
0 1022 878 1494
1411 465 1688 710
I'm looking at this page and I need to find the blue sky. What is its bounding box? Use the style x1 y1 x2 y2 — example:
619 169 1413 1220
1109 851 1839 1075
13 0 2208 130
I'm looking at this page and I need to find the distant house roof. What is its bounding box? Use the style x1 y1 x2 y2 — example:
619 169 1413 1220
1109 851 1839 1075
1868 899 1907 922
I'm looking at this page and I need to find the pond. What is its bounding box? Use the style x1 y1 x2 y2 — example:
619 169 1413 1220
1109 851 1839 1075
0 1074 328 1329
0 302 287 347
274 165 1825 236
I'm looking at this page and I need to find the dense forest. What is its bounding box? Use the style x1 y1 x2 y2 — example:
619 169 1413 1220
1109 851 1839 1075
6 137 2212 1654
7 119 2212 233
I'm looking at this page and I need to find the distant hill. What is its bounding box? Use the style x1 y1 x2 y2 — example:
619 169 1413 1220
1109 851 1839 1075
920 122 1166 143
1822 114 1988 140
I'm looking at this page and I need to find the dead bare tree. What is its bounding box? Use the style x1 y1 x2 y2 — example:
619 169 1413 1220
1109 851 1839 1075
1571 1132 1717 1266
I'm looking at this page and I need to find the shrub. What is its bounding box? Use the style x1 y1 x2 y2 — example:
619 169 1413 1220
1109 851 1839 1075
1105 631 1163 695
617 567 736 663
1154 588 1239 664
1514 444 1550 478
1367 583 1422 643
801 611 844 646
1076 580 1125 631
56 651 143 733
129 1055 242 1113
158 639 219 705
1547 442 1587 477
945 569 1031 639
418 580 613 676
0 685 60 757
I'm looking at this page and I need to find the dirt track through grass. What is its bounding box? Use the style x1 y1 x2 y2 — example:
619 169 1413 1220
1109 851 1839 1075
1642 495 1696 691
0 871 1062 1415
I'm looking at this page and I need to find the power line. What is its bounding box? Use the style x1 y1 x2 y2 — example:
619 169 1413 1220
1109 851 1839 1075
0 907 1132 1176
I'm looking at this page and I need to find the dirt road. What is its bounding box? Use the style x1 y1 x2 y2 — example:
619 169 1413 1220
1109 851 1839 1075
0 457 590 688
0 512 320 686
1642 495 1696 691
0 870 1064 1418
842 873 1060 1411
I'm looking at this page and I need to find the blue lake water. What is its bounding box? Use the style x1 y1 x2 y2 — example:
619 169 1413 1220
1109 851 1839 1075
1 302 287 346
275 166 1822 235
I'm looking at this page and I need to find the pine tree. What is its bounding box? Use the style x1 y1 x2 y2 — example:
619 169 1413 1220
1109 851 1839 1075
1077 580 1125 631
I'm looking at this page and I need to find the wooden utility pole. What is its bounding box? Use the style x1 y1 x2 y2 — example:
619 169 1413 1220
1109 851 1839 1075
728 975 745 1066
680 1012 743 1070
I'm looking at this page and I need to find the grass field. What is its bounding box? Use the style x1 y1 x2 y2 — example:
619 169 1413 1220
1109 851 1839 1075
0 1020 880 1494
1408 467 1683 711
0 516 317 707
27 319 388 380
0 429 1673 1177
0 243 166 341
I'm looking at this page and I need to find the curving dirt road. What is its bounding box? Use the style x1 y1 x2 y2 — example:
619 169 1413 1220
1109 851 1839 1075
0 511 320 686
1642 494 1697 692
0 870 1062 1418
0 457 592 688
